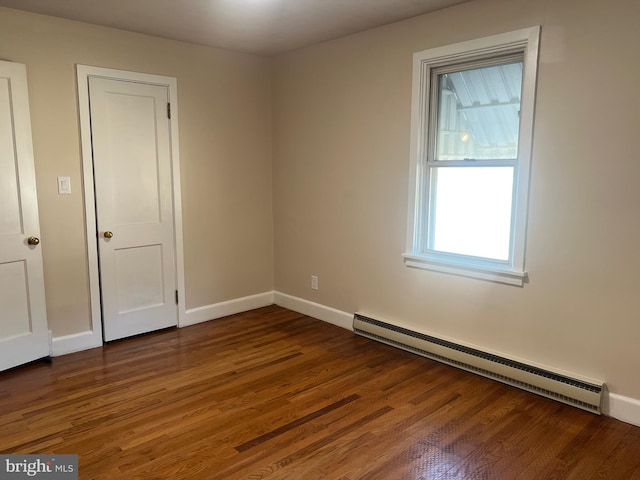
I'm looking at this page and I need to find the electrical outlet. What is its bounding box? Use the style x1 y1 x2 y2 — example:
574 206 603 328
311 275 318 290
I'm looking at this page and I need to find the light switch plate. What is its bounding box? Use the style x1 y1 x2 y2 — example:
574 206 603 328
57 176 71 195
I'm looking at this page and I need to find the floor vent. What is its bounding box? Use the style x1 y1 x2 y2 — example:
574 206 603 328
353 313 604 414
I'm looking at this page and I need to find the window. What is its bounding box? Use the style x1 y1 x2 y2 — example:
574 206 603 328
404 27 540 286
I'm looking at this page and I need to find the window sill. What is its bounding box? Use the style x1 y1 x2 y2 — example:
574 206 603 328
402 254 527 286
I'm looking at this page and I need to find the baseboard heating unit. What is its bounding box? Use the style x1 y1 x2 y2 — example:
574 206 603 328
353 313 604 414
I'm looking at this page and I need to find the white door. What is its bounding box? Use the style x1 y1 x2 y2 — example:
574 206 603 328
88 77 177 341
0 61 49 371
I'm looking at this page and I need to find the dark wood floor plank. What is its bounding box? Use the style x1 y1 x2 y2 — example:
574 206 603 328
235 393 361 452
1 305 639 479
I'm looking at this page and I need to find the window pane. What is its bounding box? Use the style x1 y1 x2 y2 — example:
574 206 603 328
435 61 523 161
428 167 514 261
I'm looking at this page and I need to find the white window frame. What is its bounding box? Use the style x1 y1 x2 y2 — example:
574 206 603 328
403 27 540 286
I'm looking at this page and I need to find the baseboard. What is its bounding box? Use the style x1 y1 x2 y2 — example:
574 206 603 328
46 292 640 428
607 393 640 427
274 292 640 427
51 330 102 357
273 292 353 330
183 291 275 327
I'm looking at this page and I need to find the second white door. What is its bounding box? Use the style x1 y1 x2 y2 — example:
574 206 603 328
89 77 177 341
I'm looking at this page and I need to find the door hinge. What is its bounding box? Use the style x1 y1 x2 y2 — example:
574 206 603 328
175 289 179 304
167 102 171 119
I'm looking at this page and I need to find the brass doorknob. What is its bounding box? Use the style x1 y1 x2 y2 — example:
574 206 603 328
27 236 40 246
103 231 114 239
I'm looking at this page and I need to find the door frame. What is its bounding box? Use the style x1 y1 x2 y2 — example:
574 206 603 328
77 65 186 345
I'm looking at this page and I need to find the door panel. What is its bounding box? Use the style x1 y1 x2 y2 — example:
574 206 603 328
89 77 177 341
0 61 49 371
0 261 31 339
114 244 164 313
106 93 162 225
0 79 23 235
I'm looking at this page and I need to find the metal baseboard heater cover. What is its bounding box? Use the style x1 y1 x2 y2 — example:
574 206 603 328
353 313 604 414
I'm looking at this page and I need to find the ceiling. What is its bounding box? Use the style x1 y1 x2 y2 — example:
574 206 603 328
0 0 473 56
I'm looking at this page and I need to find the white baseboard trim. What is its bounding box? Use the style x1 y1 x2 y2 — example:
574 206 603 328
273 292 353 331
273 292 640 427
51 330 102 357
183 291 275 327
45 293 640 429
607 393 640 427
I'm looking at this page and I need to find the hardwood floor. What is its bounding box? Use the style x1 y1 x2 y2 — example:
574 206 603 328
1 305 639 479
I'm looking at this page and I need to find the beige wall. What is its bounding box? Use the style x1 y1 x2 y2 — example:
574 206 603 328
0 7 274 336
2 0 640 403
273 0 640 400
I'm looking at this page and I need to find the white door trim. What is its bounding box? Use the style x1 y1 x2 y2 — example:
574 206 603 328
76 65 186 345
